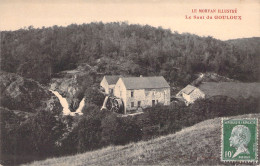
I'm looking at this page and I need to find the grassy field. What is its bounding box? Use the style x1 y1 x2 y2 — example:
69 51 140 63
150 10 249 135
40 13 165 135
198 82 260 98
26 113 260 166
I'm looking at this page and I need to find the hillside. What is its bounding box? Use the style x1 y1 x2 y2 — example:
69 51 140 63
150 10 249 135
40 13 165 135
198 82 260 99
1 22 259 87
26 113 260 166
226 37 260 56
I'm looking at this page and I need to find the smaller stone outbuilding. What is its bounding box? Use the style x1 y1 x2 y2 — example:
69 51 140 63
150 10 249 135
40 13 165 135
100 75 121 95
176 85 205 105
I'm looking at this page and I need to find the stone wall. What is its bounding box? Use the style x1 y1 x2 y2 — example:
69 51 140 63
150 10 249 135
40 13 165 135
182 88 205 105
125 88 170 113
100 78 109 94
189 89 205 103
114 79 127 113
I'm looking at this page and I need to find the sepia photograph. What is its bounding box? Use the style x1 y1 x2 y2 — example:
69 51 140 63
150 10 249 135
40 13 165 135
0 0 259 165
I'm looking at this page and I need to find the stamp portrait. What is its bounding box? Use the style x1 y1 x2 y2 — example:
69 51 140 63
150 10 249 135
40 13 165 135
221 118 258 163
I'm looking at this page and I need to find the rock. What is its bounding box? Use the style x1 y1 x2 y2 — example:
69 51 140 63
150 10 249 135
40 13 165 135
49 63 97 109
70 98 80 112
191 72 237 87
0 71 62 113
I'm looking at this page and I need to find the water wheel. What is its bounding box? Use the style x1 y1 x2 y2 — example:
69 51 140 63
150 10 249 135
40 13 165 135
101 96 124 114
106 97 113 111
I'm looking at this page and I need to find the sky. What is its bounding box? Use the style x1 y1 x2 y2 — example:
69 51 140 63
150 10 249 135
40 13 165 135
0 0 259 40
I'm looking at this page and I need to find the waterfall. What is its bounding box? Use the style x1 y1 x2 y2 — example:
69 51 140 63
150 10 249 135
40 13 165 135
50 90 85 116
75 97 85 115
101 96 109 110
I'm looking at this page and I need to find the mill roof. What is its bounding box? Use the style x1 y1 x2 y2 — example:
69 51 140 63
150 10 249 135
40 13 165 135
104 75 121 85
120 76 170 90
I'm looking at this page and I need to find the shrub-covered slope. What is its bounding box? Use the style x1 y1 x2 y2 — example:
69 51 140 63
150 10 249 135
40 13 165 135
27 113 260 166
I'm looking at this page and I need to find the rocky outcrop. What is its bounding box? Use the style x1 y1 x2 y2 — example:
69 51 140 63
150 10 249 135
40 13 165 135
191 72 237 87
49 63 98 111
0 71 62 113
50 77 80 111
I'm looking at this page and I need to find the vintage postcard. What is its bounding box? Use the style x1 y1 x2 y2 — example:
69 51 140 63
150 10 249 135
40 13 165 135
0 0 259 165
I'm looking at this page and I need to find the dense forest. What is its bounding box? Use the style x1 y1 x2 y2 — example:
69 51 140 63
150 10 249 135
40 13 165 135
1 22 259 86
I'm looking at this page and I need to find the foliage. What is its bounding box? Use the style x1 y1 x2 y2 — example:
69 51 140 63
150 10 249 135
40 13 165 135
27 114 260 166
136 96 260 138
1 23 259 85
84 88 105 107
101 114 142 145
74 114 103 152
1 96 259 165
0 110 65 164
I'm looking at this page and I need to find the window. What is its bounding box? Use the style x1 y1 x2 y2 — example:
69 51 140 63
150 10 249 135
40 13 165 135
152 100 155 106
131 102 134 107
138 101 141 107
110 89 114 95
131 91 134 97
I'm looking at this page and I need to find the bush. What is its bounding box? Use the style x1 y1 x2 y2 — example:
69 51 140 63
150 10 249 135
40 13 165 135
5 111 65 156
2 95 259 165
117 117 142 144
61 109 110 154
101 113 120 145
21 111 65 155
84 88 106 107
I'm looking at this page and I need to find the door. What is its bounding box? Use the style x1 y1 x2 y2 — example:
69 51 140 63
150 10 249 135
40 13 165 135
152 100 155 106
138 101 141 107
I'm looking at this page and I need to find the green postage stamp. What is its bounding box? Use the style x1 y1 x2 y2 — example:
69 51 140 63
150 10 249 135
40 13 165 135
221 118 258 163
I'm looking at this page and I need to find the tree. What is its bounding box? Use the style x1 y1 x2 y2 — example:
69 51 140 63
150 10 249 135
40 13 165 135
18 111 65 155
84 88 105 107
